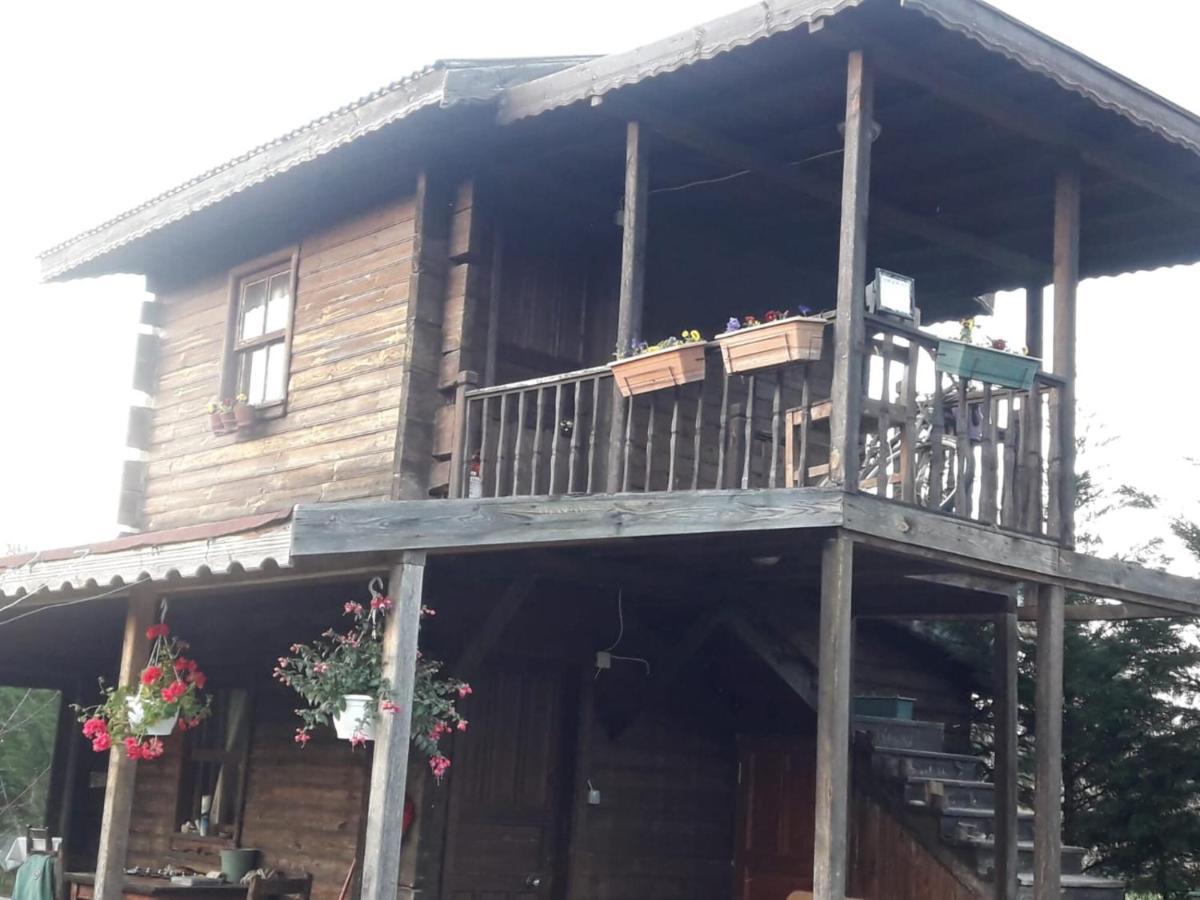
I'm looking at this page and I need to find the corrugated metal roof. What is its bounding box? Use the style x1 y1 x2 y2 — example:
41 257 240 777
37 56 593 282
0 510 293 600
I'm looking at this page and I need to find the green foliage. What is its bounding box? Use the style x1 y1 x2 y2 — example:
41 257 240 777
931 477 1200 897
0 688 59 896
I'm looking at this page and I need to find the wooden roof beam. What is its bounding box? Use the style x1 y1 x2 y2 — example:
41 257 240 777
603 99 1047 279
821 23 1200 220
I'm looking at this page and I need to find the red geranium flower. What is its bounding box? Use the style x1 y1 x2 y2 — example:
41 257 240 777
91 733 112 752
146 623 170 640
191 671 207 690
140 666 163 686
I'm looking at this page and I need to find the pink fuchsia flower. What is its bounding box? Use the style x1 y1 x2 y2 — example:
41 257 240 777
350 732 368 749
429 754 451 781
457 684 473 699
313 662 329 675
420 605 437 617
380 700 403 714
456 719 468 732
294 729 312 747
344 601 364 616
140 666 163 686
370 595 393 612
429 721 449 741
91 732 112 753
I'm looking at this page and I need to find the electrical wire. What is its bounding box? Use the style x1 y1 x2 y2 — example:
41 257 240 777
648 146 846 197
595 590 651 676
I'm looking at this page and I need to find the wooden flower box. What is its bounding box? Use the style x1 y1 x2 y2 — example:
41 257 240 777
608 343 708 397
714 316 825 375
935 338 1040 391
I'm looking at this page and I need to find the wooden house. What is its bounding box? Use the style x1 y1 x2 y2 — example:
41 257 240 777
6 1 1200 899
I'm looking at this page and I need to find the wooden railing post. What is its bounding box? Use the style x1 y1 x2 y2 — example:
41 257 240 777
829 51 874 492
994 602 1020 900
813 533 855 900
607 120 650 493
448 371 479 499
95 585 157 900
1052 166 1080 546
361 552 426 900
1034 583 1065 900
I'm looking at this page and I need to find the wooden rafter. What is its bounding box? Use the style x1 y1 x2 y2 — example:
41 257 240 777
603 99 1047 277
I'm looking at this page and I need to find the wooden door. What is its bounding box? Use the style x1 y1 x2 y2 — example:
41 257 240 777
734 736 818 900
441 663 575 900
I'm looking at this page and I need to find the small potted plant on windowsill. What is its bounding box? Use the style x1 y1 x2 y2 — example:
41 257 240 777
207 399 231 435
75 620 212 760
935 318 1040 391
233 394 259 428
275 580 471 782
714 307 826 375
608 329 708 397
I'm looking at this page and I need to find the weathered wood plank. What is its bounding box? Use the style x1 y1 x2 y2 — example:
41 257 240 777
292 487 844 556
1053 167 1080 546
1033 583 1064 900
813 533 855 900
829 51 873 492
994 605 1019 900
95 587 157 900
360 552 425 900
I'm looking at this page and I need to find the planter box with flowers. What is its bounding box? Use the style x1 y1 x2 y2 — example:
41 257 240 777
608 330 708 397
275 578 471 782
936 320 1040 391
207 398 238 435
714 308 826 375
76 620 212 760
232 393 260 429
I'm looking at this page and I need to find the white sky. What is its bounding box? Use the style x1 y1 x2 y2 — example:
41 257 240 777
0 0 1197 572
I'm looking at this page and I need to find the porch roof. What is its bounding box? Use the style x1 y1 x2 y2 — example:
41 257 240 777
0 510 293 602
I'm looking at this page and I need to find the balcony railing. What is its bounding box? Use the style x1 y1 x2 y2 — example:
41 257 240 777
449 316 1068 542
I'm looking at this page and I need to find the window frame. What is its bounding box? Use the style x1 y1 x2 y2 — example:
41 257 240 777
219 248 300 420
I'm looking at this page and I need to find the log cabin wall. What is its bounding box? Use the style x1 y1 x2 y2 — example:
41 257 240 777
138 195 417 530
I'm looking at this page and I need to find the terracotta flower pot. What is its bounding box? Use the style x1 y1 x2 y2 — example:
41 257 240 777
715 316 825 375
608 343 708 397
209 411 227 434
233 403 258 428
220 410 238 431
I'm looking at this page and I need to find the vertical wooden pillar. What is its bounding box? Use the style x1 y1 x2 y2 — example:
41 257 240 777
95 587 157 900
1034 583 1065 900
829 51 874 491
606 120 650 492
1052 167 1080 546
361 552 427 900
813 533 855 900
1024 285 1044 360
993 602 1020 900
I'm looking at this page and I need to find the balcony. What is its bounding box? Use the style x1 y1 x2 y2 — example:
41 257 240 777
448 313 1069 543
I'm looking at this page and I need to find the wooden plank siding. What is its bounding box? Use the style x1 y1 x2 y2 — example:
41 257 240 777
139 195 417 530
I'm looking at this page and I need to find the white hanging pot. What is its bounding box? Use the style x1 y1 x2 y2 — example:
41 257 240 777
126 695 179 736
333 694 377 742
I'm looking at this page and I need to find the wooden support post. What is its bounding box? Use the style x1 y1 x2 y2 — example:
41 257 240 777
360 552 427 900
95 587 157 900
993 603 1020 900
448 371 479 499
1024 285 1044 360
1034 583 1065 900
829 51 874 491
1052 167 1079 546
607 120 650 491
813 533 855 900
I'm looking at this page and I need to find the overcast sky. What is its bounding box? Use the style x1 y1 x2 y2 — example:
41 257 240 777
0 0 1197 572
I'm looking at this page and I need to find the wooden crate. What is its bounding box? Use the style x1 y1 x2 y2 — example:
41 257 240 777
608 343 708 397
715 316 825 374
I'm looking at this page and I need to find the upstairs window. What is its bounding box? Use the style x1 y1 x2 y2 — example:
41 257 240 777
222 251 298 412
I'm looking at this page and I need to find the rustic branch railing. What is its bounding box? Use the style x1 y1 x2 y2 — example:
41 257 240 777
450 319 1069 542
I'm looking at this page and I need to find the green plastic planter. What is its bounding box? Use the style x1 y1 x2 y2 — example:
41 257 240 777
854 695 916 720
936 339 1040 391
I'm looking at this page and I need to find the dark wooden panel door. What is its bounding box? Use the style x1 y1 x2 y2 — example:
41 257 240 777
441 663 575 900
734 736 817 900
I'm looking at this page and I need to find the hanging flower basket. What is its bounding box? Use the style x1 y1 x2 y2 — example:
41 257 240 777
276 578 471 781
333 694 377 742
608 331 708 397
935 338 1040 391
715 314 826 375
75 618 212 760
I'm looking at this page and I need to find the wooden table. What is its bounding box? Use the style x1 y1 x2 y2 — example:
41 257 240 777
66 873 247 900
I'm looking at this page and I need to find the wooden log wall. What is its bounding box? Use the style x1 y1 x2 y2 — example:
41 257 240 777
138 195 417 530
123 696 369 900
